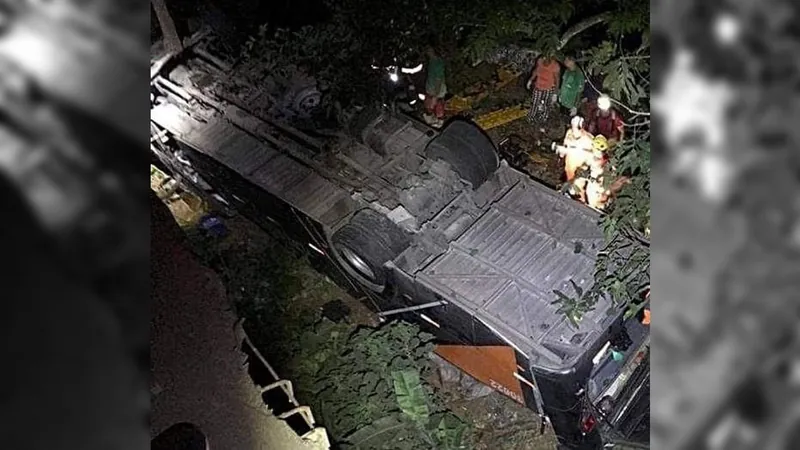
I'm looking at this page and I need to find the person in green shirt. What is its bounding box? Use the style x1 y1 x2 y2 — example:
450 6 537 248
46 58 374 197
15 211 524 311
558 56 585 117
424 46 447 126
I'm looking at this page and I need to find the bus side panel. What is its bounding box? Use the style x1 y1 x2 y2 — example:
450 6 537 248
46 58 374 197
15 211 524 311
180 145 315 246
408 278 476 345
533 362 603 449
184 143 377 311
406 277 549 414
472 318 544 415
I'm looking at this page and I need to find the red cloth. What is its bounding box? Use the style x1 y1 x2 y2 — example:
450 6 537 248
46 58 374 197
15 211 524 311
425 96 445 118
434 100 445 118
591 109 624 141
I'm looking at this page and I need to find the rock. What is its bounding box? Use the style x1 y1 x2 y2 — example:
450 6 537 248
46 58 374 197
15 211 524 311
464 382 495 400
460 373 494 400
321 299 350 322
429 353 462 385
429 353 494 398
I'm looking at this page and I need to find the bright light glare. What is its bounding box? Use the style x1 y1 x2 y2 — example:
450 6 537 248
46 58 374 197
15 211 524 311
0 25 64 89
653 48 736 204
417 93 426 100
389 72 399 82
592 341 611 365
419 313 440 328
401 64 423 74
308 243 325 255
714 14 741 44
409 99 417 105
597 95 611 111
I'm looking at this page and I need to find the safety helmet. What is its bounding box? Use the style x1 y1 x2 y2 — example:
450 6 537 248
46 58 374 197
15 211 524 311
570 115 584 128
592 135 609 152
597 95 611 111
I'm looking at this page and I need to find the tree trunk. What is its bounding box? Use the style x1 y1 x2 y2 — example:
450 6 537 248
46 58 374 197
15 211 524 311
151 0 183 53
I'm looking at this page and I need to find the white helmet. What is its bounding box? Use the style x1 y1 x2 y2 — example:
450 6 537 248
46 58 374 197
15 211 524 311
570 115 584 128
597 95 612 111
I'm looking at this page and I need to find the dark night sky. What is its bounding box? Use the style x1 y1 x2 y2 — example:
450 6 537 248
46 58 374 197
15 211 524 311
152 0 330 43
151 0 644 62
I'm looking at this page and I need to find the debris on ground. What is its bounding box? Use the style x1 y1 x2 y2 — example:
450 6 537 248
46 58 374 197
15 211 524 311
488 114 570 187
437 62 573 189
150 165 211 227
429 353 559 450
320 299 351 322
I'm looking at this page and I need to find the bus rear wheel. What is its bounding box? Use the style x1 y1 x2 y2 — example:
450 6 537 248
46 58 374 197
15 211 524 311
330 208 410 293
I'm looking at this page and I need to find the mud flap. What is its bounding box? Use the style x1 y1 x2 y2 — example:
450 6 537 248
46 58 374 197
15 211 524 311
434 345 526 405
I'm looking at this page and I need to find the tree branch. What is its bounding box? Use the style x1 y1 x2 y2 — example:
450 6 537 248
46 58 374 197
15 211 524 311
583 71 651 117
622 223 651 248
557 12 613 50
465 10 613 63
623 118 650 128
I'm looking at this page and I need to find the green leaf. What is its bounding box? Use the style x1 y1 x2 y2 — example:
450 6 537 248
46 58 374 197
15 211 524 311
551 289 571 304
432 412 468 449
391 369 431 426
569 279 584 298
341 415 416 449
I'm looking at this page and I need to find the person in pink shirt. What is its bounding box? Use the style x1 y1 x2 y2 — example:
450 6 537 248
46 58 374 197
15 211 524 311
526 54 561 128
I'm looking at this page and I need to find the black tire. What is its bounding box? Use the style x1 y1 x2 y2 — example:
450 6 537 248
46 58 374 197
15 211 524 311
289 85 322 119
330 208 410 292
425 119 499 188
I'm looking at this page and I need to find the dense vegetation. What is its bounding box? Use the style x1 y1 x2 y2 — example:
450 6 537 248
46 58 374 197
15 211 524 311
190 231 469 448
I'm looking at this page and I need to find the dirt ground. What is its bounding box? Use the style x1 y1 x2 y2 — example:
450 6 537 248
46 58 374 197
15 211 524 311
487 112 572 188
445 69 575 189
151 195 329 450
430 374 559 450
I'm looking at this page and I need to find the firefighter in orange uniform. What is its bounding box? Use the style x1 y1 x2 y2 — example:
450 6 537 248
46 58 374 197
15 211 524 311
558 115 594 183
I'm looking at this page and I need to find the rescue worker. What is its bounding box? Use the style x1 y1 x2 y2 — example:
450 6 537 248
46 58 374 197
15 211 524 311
577 135 632 209
558 56 585 117
587 95 625 145
573 135 611 209
526 54 560 129
423 46 447 127
557 115 594 183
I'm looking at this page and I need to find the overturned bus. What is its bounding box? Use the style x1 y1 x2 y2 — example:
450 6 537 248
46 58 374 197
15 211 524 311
149 39 649 450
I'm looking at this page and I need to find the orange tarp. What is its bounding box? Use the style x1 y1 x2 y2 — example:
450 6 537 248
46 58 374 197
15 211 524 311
435 345 526 404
